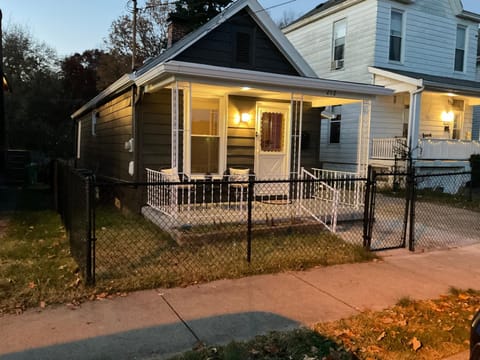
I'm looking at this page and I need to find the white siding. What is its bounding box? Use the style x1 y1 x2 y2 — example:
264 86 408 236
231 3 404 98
370 95 406 139
375 0 479 79
319 103 362 170
285 1 378 83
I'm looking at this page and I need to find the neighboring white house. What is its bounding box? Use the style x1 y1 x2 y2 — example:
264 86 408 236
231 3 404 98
284 0 480 177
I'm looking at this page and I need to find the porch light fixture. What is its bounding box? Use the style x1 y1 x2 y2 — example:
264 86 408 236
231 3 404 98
241 87 251 91
241 112 251 123
441 111 454 122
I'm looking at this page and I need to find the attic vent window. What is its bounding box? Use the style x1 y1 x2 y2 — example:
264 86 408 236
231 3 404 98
236 32 251 64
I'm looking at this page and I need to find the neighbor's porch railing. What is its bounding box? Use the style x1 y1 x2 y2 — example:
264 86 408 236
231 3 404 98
419 139 480 160
371 137 480 161
310 168 365 208
370 137 407 160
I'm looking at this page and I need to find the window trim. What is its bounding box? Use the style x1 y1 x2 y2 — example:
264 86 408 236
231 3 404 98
184 91 226 178
454 25 467 73
331 18 347 70
389 9 405 63
329 106 342 144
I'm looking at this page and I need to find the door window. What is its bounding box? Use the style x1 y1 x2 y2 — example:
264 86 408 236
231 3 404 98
261 112 284 152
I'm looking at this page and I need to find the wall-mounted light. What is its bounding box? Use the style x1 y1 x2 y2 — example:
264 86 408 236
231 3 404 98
241 87 251 91
241 113 251 123
441 111 454 123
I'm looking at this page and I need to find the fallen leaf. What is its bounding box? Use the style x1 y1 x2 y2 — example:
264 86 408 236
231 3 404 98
382 317 394 324
377 331 386 341
458 294 470 300
40 301 46 309
398 319 408 326
409 337 422 351
28 281 36 289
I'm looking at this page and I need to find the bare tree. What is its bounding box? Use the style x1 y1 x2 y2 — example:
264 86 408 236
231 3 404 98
275 9 299 29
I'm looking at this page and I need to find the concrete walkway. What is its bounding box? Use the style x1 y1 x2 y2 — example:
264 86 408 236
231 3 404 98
2 244 480 360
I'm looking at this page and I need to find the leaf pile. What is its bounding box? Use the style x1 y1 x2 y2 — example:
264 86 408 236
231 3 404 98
315 289 480 359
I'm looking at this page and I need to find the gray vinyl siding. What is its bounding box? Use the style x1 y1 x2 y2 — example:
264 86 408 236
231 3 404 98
139 89 173 181
78 91 133 181
175 10 299 76
474 107 480 141
227 96 256 170
285 0 377 83
375 0 479 79
319 102 362 171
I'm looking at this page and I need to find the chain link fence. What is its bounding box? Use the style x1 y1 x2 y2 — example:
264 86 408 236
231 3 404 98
55 162 479 286
364 168 479 252
55 160 94 284
93 177 367 287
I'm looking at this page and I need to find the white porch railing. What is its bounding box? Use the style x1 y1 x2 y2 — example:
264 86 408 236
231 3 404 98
371 137 407 160
300 169 339 233
146 168 251 218
419 139 480 160
311 168 364 208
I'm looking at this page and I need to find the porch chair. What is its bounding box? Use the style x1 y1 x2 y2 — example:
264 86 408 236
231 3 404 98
228 167 252 210
160 168 194 211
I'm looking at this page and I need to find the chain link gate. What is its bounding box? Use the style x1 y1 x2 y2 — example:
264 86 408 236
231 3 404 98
363 166 414 251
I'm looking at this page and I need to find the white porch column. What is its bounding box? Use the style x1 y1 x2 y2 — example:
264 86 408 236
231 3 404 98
408 87 424 160
171 82 179 170
357 99 372 176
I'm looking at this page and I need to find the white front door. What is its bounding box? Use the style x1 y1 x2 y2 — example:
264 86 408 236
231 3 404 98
255 102 291 195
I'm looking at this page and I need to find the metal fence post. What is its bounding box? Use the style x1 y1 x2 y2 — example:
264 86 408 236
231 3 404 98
408 169 416 252
247 175 253 263
363 165 373 249
85 175 95 285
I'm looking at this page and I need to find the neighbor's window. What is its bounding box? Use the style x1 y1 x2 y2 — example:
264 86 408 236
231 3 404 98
455 26 466 72
389 10 403 62
191 97 220 174
332 19 346 70
329 106 342 144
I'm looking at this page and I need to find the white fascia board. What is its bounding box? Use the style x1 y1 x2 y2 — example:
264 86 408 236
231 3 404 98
369 67 423 87
71 74 134 119
140 61 392 99
457 11 480 23
284 0 365 34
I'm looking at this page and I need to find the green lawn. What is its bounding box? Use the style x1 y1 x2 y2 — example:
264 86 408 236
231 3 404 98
0 211 92 314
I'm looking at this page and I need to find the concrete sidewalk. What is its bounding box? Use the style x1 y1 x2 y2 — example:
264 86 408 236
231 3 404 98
2 244 480 360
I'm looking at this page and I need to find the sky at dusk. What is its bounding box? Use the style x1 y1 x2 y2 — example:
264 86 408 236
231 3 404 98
1 0 480 57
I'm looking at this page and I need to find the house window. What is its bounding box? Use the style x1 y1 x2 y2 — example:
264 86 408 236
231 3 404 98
389 10 403 62
191 97 220 174
332 19 346 70
455 26 466 72
329 106 342 144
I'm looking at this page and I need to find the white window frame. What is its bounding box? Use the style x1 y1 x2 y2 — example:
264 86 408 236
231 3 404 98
331 18 346 70
389 9 405 63
184 90 226 179
454 25 467 72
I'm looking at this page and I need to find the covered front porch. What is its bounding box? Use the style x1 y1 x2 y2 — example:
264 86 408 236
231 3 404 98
369 67 480 170
136 61 389 233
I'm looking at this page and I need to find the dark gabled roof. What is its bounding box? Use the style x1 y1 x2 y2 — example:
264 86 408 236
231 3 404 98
376 67 480 96
136 0 315 78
